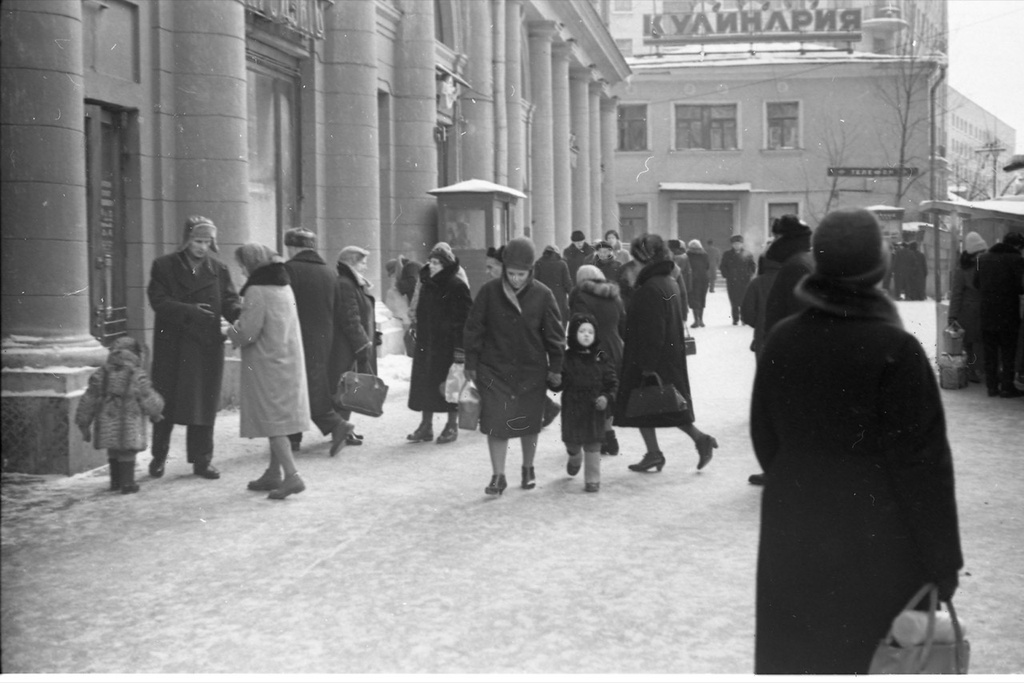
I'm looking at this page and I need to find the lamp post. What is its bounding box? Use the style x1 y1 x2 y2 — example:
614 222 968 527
976 140 1007 199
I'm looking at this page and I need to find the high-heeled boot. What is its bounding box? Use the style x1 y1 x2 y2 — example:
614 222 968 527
485 473 508 496
628 451 666 473
521 466 536 490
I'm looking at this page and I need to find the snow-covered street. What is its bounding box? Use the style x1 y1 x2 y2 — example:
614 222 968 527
2 292 1022 675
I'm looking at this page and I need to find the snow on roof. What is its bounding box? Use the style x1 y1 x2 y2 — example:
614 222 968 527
626 42 926 71
427 179 526 199
659 181 752 192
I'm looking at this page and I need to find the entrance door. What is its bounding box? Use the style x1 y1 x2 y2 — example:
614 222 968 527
85 105 128 344
676 202 734 247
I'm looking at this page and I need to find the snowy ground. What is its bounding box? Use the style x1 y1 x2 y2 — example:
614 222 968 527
1 293 1022 678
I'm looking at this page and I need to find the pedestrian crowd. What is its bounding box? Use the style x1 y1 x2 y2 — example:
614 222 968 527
74 208 1024 674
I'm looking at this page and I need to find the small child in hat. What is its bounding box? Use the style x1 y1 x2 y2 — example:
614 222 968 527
75 336 165 494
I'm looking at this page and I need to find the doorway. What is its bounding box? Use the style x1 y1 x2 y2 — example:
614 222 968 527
676 202 734 247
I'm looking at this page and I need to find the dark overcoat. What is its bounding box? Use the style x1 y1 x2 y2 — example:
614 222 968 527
563 242 595 283
974 241 1024 331
285 250 344 426
762 232 813 338
720 247 756 308
904 242 928 300
613 259 695 428
334 261 377 378
568 279 625 372
533 250 572 324
752 276 962 674
685 248 710 311
589 253 622 285
947 251 984 346
740 259 781 357
463 273 565 439
148 251 241 425
408 261 473 412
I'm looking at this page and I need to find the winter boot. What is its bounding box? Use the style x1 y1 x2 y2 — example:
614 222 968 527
247 467 283 491
108 459 122 491
603 430 620 456
268 473 306 500
521 466 536 490
120 461 140 494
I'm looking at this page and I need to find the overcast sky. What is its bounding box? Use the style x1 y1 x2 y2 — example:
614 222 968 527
947 0 1024 155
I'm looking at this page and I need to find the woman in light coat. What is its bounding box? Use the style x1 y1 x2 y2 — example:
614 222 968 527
228 243 311 500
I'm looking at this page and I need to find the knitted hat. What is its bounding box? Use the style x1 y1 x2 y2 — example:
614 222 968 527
962 232 988 255
595 240 612 251
730 234 745 243
812 208 887 285
284 228 317 250
429 241 457 267
772 214 810 238
503 236 536 270
180 216 218 253
575 264 605 286
687 239 703 250
631 233 668 265
235 243 282 274
570 230 586 243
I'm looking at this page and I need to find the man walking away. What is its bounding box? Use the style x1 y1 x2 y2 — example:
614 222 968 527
706 239 722 293
720 234 757 325
975 231 1024 398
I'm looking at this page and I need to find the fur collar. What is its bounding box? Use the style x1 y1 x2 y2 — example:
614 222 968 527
765 232 812 264
794 274 903 328
241 262 290 296
337 261 373 291
988 241 1024 256
420 260 460 286
637 259 676 287
578 279 621 300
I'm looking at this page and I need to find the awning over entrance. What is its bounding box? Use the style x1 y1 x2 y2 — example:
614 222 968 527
428 178 526 199
919 196 1024 224
658 182 752 192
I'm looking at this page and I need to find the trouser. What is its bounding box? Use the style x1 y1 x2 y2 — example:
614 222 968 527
151 421 214 466
981 327 1018 393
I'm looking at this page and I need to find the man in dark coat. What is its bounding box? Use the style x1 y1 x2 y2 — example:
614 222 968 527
752 208 962 674
533 245 572 325
283 228 357 456
147 216 241 479
562 230 595 283
585 240 623 285
719 234 756 325
974 231 1024 397
705 239 722 292
904 240 928 300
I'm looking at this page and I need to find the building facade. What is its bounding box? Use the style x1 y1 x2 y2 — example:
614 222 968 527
946 87 1018 201
0 0 629 474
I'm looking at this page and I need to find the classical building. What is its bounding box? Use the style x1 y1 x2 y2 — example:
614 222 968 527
0 0 629 474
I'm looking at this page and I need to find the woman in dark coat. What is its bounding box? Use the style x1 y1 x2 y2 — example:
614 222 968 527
464 237 565 495
946 231 988 382
147 216 241 479
752 209 963 674
613 234 718 474
334 246 378 438
569 264 626 455
532 245 572 326
685 239 711 327
407 243 473 445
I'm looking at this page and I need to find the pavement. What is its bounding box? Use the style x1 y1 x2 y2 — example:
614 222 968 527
1 293 1022 677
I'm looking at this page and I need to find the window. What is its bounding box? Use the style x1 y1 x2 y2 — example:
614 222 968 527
617 104 648 151
767 102 799 149
618 203 647 243
675 104 737 150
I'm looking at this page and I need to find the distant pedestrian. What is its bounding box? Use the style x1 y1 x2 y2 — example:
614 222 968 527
76 336 165 495
604 229 631 265
464 237 565 495
587 239 623 285
614 234 717 474
974 231 1024 398
551 313 619 493
685 239 711 327
752 208 963 674
334 246 381 442
406 242 474 445
485 246 505 281
228 243 311 500
283 228 357 457
740 255 782 360
384 255 421 356
946 231 988 383
891 241 911 300
533 244 572 325
719 235 756 325
667 239 693 295
147 216 241 481
563 230 595 283
904 240 928 300
706 239 722 292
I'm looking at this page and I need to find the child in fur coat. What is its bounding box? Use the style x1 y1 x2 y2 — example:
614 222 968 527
76 336 164 494
552 313 619 492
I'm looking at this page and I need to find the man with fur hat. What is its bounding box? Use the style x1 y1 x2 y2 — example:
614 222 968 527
586 239 623 284
563 230 595 283
719 234 757 325
282 228 359 457
147 215 241 480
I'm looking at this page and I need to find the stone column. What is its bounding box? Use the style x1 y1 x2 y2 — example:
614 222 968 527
492 0 507 186
505 0 525 233
393 0 438 265
601 96 619 239
322 1 379 264
570 69 591 239
528 23 557 247
461 0 494 182
551 43 572 247
589 82 603 237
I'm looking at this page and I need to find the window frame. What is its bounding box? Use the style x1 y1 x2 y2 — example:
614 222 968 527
617 102 649 152
765 100 801 150
672 102 739 151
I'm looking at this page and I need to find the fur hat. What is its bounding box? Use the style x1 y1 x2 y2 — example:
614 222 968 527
631 234 669 265
687 239 703 251
284 228 317 250
180 216 218 253
1003 231 1024 250
730 234 745 243
962 232 988 255
428 242 457 267
667 238 683 253
486 246 504 262
235 243 282 274
337 245 370 267
812 208 888 285
503 236 536 270
595 240 612 251
570 230 586 243
575 264 605 286
772 214 810 238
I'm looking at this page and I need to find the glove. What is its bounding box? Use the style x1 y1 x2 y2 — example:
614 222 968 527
594 395 608 411
465 368 477 383
546 372 562 388
374 330 383 347
453 348 466 365
936 575 958 602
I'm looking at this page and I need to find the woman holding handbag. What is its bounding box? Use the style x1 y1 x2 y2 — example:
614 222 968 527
751 208 963 674
332 246 379 443
613 234 718 473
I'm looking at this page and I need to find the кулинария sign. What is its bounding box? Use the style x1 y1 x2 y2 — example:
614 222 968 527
643 7 862 46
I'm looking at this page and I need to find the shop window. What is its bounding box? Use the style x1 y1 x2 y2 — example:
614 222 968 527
675 104 738 151
767 102 800 150
618 203 647 243
618 104 648 152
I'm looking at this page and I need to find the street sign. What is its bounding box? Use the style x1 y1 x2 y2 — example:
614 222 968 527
828 167 919 177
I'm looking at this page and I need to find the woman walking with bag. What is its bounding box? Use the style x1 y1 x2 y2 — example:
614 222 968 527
614 234 717 473
333 246 379 442
406 243 473 444
463 237 565 494
685 239 711 327
752 209 963 673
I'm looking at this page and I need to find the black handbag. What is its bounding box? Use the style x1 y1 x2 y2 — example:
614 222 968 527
684 324 696 356
334 363 389 418
625 372 688 418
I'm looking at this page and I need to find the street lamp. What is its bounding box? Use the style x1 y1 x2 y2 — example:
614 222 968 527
976 140 1007 199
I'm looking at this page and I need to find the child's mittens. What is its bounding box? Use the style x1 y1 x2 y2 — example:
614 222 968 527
594 395 608 411
152 414 164 423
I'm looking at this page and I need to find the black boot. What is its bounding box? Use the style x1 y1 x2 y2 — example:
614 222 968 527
149 455 166 478
108 459 121 491
120 461 140 494
521 466 536 490
603 430 619 456
485 474 508 496
628 451 666 473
